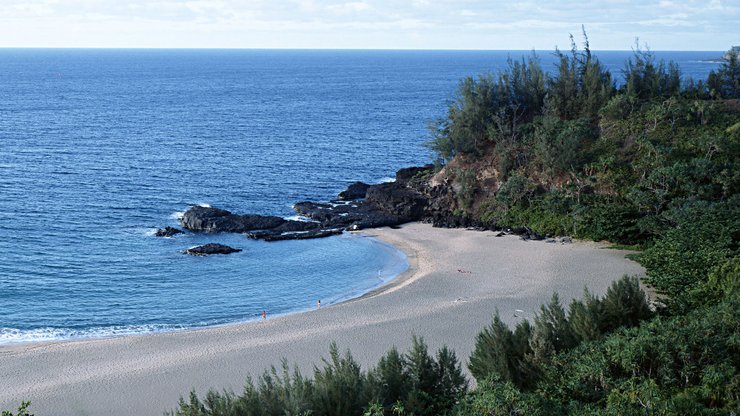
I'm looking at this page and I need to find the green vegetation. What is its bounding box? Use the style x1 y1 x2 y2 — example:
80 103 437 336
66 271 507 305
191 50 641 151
170 337 467 416
429 34 738 415
431 35 738 245
468 276 652 391
1 402 33 416
172 36 737 415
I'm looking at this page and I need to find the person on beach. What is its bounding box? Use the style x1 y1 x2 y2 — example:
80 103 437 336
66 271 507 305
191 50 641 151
317 299 321 309
262 310 266 320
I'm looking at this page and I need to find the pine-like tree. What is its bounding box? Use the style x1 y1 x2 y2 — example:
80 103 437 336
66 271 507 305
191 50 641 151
601 276 652 332
468 311 516 383
403 336 439 416
568 288 603 342
311 343 366 416
527 294 576 369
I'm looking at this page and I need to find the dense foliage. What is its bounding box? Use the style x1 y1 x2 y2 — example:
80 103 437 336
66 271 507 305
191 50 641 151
170 337 467 416
1 402 32 416
428 35 738 415
165 37 738 415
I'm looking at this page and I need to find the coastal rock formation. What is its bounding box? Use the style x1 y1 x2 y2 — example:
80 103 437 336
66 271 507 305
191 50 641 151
154 226 184 237
184 243 242 256
293 200 407 230
181 206 286 233
365 182 426 220
248 228 343 241
174 164 572 243
337 181 370 200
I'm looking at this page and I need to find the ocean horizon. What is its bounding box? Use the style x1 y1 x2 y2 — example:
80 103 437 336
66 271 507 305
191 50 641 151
0 49 724 344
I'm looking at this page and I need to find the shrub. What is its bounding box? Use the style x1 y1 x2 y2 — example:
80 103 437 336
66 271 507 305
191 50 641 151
311 343 366 416
600 276 653 332
639 199 739 308
1 402 33 416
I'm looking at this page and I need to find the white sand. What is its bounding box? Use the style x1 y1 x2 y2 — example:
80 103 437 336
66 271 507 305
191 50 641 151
0 223 644 415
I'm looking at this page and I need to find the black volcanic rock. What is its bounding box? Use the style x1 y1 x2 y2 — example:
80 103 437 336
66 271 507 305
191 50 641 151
184 243 242 256
181 206 286 233
154 226 183 237
248 228 344 241
395 164 434 185
293 199 407 230
173 165 443 241
338 181 371 200
365 182 426 220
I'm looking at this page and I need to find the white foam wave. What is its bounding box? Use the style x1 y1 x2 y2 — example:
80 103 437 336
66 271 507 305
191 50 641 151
169 211 185 220
144 228 159 236
379 177 396 183
197 203 211 208
283 215 318 222
0 324 186 345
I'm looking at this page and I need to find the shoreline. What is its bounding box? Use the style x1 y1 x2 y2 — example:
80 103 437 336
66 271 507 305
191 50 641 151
0 232 411 350
0 222 645 415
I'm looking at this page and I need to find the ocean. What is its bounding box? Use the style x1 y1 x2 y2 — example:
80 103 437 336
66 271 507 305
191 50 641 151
0 49 723 344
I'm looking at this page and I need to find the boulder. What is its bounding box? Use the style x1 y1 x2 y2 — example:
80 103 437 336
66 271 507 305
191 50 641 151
365 182 426 220
185 243 242 256
338 182 371 200
181 206 286 233
249 228 344 242
171 165 444 242
154 226 183 237
394 164 435 185
293 198 410 231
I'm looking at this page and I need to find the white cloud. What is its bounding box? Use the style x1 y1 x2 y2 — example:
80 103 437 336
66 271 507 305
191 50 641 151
326 1 371 14
0 0 737 49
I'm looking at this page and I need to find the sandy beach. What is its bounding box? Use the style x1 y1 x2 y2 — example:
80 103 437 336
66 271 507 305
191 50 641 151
0 223 644 415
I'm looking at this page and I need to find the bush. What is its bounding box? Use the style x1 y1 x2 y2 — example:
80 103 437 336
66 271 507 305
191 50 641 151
170 338 466 416
468 276 653 395
600 276 653 332
312 343 366 416
468 312 533 388
639 199 739 308
542 300 739 413
1 402 33 416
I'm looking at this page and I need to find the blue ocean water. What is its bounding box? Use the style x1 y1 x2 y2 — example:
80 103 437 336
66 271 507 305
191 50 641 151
0 49 723 344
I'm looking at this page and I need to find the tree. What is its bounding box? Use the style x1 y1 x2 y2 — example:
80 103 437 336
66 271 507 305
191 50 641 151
600 276 653 332
568 289 603 343
312 343 366 416
1 402 33 416
527 294 576 369
367 347 409 412
404 336 439 416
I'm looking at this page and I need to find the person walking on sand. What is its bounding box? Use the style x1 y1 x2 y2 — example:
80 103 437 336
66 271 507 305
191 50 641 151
317 299 321 309
262 310 266 320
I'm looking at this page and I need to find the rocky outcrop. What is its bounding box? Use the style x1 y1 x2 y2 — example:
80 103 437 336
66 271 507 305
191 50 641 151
154 226 183 237
181 206 286 233
338 181 370 200
159 163 575 249
365 182 426 220
292 200 407 230
173 164 565 242
184 243 242 256
248 228 343 241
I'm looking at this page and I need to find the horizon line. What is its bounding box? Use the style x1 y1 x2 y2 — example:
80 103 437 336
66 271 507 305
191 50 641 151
0 46 725 52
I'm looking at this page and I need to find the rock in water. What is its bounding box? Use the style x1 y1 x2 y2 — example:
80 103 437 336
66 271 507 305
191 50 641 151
154 226 183 237
338 181 371 200
181 206 286 233
184 243 242 256
177 165 436 240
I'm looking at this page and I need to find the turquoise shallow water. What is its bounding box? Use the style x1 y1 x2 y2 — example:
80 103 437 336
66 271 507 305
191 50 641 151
0 49 722 344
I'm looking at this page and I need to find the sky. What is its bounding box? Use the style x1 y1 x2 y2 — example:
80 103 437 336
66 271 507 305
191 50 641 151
0 0 737 50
